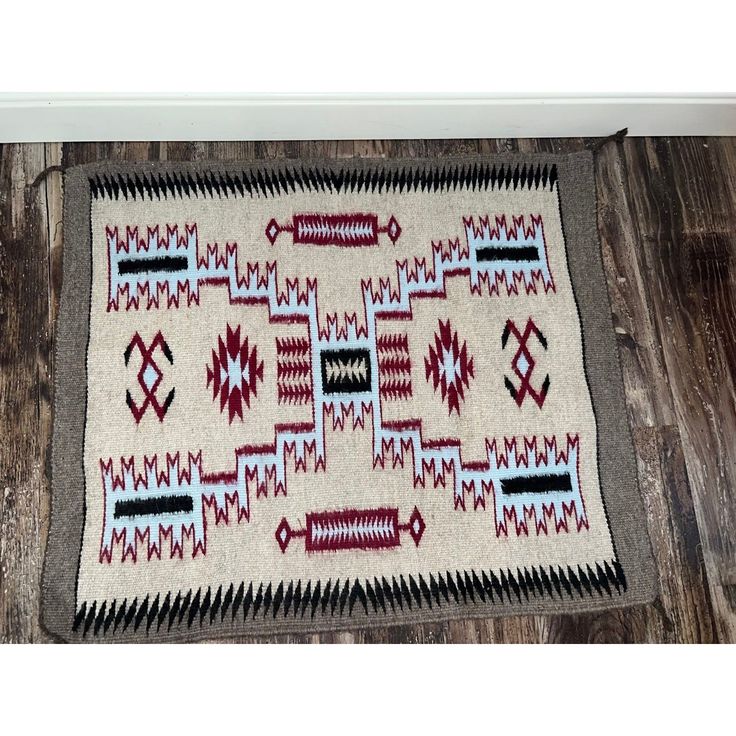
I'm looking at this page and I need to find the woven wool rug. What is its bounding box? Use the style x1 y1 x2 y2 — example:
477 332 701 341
42 153 656 641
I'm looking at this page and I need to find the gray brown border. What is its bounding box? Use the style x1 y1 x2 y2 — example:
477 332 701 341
42 152 657 642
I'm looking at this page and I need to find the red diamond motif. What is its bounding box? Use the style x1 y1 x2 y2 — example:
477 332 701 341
386 215 402 243
206 324 265 423
265 218 281 245
502 318 550 409
275 517 293 553
407 506 425 546
124 331 175 423
424 319 475 416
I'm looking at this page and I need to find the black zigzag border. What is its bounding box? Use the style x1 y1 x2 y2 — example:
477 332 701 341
73 559 625 638
88 162 558 201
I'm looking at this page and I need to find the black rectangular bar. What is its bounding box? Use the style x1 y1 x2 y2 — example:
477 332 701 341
113 494 194 519
118 255 188 275
320 347 372 394
500 473 572 495
476 245 539 262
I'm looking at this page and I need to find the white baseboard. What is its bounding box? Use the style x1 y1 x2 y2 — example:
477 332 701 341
0 95 734 142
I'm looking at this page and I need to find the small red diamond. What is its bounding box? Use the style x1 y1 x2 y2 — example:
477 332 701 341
386 215 401 243
265 218 280 245
275 518 292 553
407 506 425 547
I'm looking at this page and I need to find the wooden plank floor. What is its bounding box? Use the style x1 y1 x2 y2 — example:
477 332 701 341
1 137 734 643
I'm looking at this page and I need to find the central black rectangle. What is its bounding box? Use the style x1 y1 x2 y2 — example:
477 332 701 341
476 245 539 262
113 494 194 519
320 347 372 394
118 255 188 275
500 473 572 495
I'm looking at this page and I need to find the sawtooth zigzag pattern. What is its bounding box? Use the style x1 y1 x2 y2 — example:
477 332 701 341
88 163 559 201
73 558 626 638
276 336 312 405
377 333 412 401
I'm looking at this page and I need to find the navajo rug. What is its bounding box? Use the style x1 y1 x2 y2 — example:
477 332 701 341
43 154 656 641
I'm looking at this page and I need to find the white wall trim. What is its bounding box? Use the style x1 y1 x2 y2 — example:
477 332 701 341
0 95 734 142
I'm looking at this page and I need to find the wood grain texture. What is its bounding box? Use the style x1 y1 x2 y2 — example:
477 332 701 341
1 137 734 643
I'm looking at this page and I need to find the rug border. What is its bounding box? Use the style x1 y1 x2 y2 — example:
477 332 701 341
41 152 658 642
